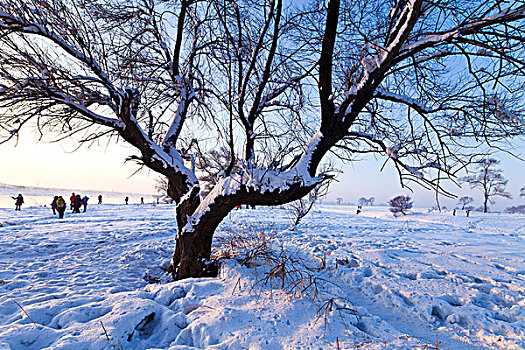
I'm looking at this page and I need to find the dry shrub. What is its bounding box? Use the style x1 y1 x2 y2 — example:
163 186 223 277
213 227 322 299
214 228 448 347
213 227 357 330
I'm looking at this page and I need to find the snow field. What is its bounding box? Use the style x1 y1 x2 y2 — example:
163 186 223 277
0 204 523 349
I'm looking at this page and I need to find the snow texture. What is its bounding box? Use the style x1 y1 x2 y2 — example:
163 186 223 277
0 201 524 349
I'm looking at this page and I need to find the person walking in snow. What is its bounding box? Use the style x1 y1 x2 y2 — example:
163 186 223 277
72 194 82 213
82 196 89 212
12 194 24 211
98 194 102 204
125 196 129 205
51 196 58 215
70 192 76 210
56 196 66 219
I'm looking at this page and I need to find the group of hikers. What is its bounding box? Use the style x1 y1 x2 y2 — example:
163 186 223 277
11 193 147 215
11 192 98 218
50 193 89 219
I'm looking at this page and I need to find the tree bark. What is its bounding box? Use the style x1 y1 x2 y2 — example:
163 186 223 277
171 195 234 279
172 223 219 279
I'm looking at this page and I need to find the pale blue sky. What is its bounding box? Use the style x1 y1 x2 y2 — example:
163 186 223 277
328 151 525 210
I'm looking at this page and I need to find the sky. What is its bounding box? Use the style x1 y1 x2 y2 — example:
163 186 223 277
0 130 157 195
1 129 524 210
327 150 525 210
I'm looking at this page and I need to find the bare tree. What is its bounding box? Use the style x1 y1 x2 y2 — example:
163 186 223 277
194 146 240 196
457 196 474 210
506 204 525 214
155 177 173 204
389 195 413 216
357 197 375 206
521 186 525 197
336 198 344 205
1 0 525 279
460 158 512 213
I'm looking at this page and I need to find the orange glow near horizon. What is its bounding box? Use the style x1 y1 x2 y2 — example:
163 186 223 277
0 132 156 194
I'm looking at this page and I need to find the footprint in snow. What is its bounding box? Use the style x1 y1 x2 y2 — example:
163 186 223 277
362 266 373 277
440 294 464 307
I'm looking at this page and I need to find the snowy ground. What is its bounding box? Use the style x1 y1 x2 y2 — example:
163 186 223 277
0 204 523 349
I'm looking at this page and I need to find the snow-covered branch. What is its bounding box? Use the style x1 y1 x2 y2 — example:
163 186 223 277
394 5 525 63
0 67 122 130
49 91 124 129
161 78 195 153
182 164 321 233
374 88 438 114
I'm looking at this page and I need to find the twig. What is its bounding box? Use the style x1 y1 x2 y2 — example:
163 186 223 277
7 296 38 327
232 277 241 295
100 320 110 341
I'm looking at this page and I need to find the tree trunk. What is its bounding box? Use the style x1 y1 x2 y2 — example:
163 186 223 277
484 195 488 213
171 224 220 279
170 191 235 279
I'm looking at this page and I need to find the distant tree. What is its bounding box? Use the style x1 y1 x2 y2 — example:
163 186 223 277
335 197 343 205
389 195 413 216
358 197 375 206
505 205 525 214
460 159 512 213
458 196 474 210
194 146 241 197
521 186 525 197
155 177 173 204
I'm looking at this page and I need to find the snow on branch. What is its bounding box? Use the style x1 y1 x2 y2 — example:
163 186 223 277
347 131 445 182
292 130 323 177
134 121 199 186
488 96 525 126
396 5 525 61
374 88 438 114
341 1 425 108
161 78 195 151
180 129 327 234
48 90 124 129
0 68 122 130
182 164 321 233
255 77 305 115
